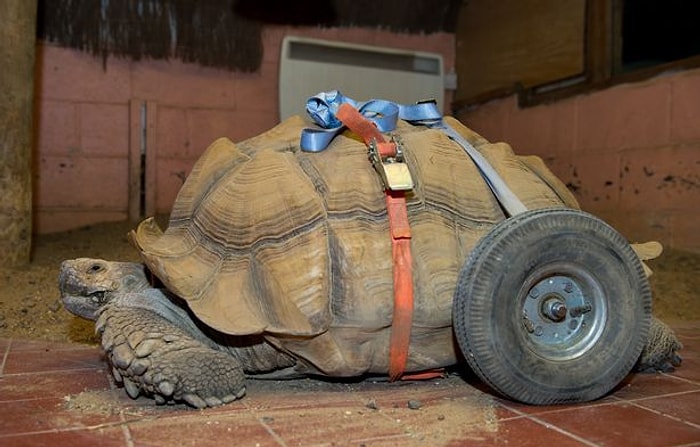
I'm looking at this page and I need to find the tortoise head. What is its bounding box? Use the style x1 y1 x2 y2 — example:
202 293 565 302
59 258 152 320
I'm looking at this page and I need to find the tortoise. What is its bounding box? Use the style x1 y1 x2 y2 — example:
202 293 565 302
59 112 681 409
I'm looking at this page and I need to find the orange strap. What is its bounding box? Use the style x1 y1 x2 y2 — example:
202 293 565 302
385 192 414 381
336 103 414 381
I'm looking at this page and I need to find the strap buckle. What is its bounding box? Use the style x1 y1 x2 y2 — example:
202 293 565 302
368 137 414 191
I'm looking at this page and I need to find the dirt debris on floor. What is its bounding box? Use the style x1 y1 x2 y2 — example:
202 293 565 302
0 219 142 343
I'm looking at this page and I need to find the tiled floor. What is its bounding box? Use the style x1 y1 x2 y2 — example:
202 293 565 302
1 322 698 447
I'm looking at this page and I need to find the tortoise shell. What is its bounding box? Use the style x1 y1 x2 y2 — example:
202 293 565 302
130 115 577 375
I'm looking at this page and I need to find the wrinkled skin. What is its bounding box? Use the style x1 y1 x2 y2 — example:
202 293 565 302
637 318 683 373
59 259 152 320
60 258 295 408
60 258 683 409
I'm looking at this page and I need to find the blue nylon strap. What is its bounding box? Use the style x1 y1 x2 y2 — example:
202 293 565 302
298 90 528 215
300 90 441 152
305 90 356 129
437 124 528 215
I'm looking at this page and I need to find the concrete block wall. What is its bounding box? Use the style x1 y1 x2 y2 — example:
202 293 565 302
34 25 455 234
456 69 700 253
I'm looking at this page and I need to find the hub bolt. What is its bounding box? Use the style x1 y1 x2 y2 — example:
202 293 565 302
542 297 568 322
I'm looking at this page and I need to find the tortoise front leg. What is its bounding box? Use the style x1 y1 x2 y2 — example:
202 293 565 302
636 316 683 373
96 302 246 408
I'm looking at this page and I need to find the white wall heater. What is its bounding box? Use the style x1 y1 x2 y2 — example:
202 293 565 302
279 36 445 121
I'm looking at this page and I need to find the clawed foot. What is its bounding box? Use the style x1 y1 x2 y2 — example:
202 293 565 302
97 305 246 408
637 317 683 373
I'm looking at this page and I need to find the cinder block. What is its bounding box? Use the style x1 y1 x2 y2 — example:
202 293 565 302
35 155 129 209
186 108 279 153
456 96 516 143
374 31 455 60
600 210 671 247
504 100 576 158
541 155 575 187
131 59 238 109
36 44 131 103
34 99 78 155
270 26 342 50
155 158 197 214
186 109 244 156
34 209 128 234
566 150 622 212
339 27 384 47
156 106 190 158
79 103 129 156
576 82 670 151
261 26 287 64
233 61 279 114
670 68 700 142
236 109 280 141
619 144 700 212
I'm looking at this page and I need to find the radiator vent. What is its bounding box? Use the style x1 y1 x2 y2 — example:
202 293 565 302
279 36 444 121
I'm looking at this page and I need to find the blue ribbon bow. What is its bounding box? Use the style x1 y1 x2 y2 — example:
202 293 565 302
300 90 442 152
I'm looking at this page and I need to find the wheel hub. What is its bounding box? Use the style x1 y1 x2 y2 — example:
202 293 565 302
521 274 603 360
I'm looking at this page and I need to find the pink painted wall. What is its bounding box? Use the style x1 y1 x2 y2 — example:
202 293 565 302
33 26 455 234
456 69 700 253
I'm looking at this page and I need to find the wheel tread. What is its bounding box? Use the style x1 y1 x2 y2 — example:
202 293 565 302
452 208 652 405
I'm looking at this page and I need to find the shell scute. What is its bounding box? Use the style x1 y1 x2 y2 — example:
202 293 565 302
133 126 330 336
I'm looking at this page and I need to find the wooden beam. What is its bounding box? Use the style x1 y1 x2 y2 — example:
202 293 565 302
455 0 586 105
0 0 37 266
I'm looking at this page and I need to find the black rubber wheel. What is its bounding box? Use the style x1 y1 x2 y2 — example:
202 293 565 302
452 208 652 405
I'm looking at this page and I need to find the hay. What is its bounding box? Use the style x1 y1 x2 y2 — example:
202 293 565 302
36 0 460 71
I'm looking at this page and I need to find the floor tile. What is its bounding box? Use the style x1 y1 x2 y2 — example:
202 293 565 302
443 416 592 447
0 369 111 402
242 387 364 412
0 427 127 447
127 412 278 447
612 371 700 401
497 398 615 418
6 339 94 352
0 397 122 436
672 356 700 383
631 390 700 427
259 403 408 446
536 401 700 446
671 330 700 383
3 346 104 375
